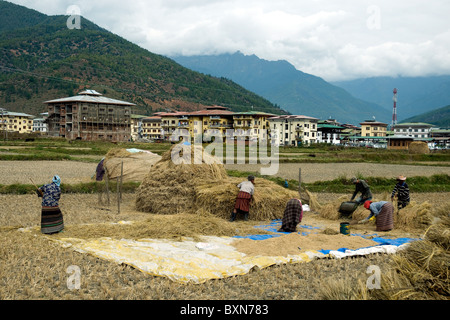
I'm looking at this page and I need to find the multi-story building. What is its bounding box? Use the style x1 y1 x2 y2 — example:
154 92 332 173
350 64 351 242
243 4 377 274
316 120 345 144
160 106 235 142
142 116 162 141
393 122 433 139
360 119 388 137
32 112 48 133
0 109 34 134
44 90 135 142
130 114 146 141
268 115 318 146
233 111 273 142
160 111 188 141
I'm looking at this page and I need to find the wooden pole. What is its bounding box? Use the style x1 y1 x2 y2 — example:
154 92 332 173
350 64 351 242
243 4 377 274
105 168 110 206
298 167 302 198
120 161 123 202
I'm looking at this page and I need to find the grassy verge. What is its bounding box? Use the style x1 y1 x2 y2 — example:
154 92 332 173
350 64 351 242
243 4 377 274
226 170 450 193
0 181 140 195
0 174 449 195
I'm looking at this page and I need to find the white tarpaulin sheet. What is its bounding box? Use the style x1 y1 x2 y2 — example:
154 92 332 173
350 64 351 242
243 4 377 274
54 235 324 284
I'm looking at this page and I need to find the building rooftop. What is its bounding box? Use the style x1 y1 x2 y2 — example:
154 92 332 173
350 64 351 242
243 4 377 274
0 111 35 118
44 90 135 106
268 115 319 121
395 122 434 127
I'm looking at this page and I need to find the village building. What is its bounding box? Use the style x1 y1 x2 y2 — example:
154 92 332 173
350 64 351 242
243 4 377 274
387 135 415 150
393 122 434 139
429 129 450 149
0 109 34 135
232 111 274 142
142 116 163 141
130 114 146 141
360 119 388 137
316 120 346 144
267 115 318 146
32 112 48 133
44 90 135 142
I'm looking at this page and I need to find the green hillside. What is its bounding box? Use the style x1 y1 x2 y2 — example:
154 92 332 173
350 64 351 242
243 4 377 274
401 105 450 128
0 1 285 116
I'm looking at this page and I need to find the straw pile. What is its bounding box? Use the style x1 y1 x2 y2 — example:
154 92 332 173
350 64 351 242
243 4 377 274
369 217 450 299
135 144 299 220
408 141 430 154
135 144 228 215
103 148 162 182
195 177 299 220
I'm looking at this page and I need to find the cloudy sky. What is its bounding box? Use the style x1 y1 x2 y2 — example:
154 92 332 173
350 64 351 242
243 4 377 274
8 0 450 81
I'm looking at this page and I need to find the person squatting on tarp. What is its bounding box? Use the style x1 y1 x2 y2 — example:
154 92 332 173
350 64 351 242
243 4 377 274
278 199 303 233
359 200 394 232
230 175 255 222
37 175 64 234
350 177 373 205
391 175 410 210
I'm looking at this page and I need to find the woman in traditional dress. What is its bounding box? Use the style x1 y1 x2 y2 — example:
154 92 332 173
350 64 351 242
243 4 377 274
229 175 255 222
278 199 303 233
360 200 394 231
37 175 64 234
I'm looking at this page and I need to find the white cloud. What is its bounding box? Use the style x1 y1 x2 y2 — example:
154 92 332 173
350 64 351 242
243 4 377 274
7 0 450 81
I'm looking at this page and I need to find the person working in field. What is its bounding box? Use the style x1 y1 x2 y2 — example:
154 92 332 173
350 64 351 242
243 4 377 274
359 200 394 231
37 175 64 234
350 177 373 205
230 175 255 222
391 175 410 210
278 199 303 233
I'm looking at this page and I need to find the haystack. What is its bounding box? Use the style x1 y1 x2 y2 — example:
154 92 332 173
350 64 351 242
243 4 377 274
408 141 430 154
135 144 229 215
135 144 300 220
195 177 299 220
103 148 162 182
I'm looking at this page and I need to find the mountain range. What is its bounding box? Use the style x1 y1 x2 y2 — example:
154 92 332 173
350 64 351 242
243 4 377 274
173 52 393 125
1 1 448 127
332 76 450 122
0 1 284 117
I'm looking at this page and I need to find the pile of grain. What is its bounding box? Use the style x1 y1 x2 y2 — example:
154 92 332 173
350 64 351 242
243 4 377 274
232 232 378 257
408 141 430 154
135 144 299 220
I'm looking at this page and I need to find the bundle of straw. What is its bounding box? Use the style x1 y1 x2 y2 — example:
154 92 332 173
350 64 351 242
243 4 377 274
194 177 299 220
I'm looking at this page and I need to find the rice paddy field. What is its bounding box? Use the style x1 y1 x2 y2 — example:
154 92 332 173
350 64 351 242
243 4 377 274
0 141 449 304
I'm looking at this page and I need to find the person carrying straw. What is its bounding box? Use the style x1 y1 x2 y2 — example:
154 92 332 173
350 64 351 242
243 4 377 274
391 175 410 210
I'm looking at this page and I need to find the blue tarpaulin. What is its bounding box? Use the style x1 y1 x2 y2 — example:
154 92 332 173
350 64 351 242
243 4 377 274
234 220 419 253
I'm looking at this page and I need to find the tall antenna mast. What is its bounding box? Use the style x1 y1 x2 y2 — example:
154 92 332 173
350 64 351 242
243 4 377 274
392 88 398 128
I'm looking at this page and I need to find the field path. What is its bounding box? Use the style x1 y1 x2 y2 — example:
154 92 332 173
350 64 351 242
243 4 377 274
225 162 450 183
0 161 97 185
0 160 449 185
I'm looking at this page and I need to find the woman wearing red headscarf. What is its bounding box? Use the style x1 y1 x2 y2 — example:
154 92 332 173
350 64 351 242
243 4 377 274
360 200 394 231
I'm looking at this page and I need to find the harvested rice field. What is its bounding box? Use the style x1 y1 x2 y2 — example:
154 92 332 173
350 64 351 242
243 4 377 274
1 154 449 302
0 190 448 300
